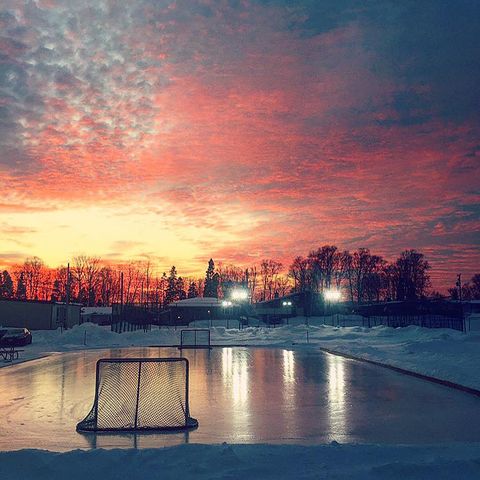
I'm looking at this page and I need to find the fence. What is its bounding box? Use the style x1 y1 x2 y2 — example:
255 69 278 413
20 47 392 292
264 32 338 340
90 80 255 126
111 305 153 333
362 314 465 332
249 313 466 332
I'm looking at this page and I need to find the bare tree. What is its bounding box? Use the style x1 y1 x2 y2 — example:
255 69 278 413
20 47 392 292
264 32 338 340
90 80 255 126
275 276 292 297
247 266 258 302
392 250 431 300
260 259 282 301
307 245 341 293
346 249 384 303
18 257 47 300
289 256 311 292
73 255 102 305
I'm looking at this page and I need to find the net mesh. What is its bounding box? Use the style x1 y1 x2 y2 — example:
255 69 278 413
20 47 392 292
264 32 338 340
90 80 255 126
180 329 211 348
77 358 198 432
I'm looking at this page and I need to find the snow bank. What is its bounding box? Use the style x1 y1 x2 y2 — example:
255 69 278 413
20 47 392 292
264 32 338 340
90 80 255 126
1 443 479 480
5 319 480 391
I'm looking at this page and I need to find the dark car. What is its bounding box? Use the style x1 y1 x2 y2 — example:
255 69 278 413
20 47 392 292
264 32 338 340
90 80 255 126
0 328 32 347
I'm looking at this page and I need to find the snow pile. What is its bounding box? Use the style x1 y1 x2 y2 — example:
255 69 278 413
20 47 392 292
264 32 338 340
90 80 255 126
1 443 479 480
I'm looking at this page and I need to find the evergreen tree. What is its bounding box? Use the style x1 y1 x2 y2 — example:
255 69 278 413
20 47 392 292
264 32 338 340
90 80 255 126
164 266 178 305
16 272 27 300
177 277 187 300
203 259 219 298
0 270 14 298
187 281 198 298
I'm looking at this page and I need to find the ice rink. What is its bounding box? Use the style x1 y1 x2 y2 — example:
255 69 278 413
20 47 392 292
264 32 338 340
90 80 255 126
0 346 479 451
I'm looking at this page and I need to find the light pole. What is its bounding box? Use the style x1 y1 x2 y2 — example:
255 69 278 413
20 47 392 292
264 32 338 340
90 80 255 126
222 300 233 328
323 288 342 326
282 300 292 325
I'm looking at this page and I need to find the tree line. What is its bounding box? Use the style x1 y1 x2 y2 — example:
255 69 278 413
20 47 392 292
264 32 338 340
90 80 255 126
289 246 432 303
0 248 478 306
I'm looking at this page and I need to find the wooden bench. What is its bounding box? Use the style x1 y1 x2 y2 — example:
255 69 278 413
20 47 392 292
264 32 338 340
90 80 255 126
0 346 23 362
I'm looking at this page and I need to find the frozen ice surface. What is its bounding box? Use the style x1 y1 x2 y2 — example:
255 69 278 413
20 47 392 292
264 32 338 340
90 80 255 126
5 319 480 391
0 346 479 451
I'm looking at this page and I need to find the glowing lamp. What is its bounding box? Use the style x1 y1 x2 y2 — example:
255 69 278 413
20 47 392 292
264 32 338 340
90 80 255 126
324 289 342 302
231 289 249 301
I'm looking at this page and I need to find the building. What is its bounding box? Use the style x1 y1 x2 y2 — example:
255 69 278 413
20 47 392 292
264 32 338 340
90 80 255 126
254 291 317 319
0 299 82 330
81 306 113 325
161 297 240 325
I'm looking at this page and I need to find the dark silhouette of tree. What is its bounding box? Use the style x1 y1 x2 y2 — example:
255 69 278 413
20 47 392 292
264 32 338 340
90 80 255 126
247 266 258 302
50 266 70 302
345 249 384 303
0 270 14 298
72 255 101 306
429 290 446 300
218 263 246 298
177 277 187 300
275 276 291 297
393 250 431 300
289 256 311 292
165 266 179 305
97 267 117 306
16 272 27 300
449 273 480 300
203 259 219 298
307 245 339 292
187 281 198 298
19 256 47 300
471 274 480 299
260 259 282 301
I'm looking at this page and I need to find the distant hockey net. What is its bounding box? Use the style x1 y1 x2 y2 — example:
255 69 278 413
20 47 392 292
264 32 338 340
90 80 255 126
76 358 198 432
179 329 212 349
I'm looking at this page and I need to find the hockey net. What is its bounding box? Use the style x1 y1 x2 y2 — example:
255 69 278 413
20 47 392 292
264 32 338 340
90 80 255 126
179 329 212 349
76 358 198 432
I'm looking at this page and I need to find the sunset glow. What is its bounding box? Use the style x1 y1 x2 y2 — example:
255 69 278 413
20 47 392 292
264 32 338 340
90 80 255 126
1 0 479 290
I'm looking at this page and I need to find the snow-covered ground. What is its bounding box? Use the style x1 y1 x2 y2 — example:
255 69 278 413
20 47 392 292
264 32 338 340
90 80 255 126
1 443 480 480
2 316 480 479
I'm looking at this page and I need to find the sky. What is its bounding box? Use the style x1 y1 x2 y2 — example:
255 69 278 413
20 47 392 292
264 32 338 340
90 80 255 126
0 0 479 290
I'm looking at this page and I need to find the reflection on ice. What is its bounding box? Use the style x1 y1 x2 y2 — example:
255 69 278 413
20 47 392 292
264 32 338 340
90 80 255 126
222 348 249 407
327 353 346 437
282 350 295 385
221 347 251 440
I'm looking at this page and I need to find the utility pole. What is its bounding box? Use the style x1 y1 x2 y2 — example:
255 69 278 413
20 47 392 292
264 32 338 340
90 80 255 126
65 262 70 330
456 273 462 302
120 271 124 322
456 273 464 332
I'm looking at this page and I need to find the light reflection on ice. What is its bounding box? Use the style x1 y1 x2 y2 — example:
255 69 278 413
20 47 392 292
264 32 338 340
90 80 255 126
282 350 295 385
327 353 346 438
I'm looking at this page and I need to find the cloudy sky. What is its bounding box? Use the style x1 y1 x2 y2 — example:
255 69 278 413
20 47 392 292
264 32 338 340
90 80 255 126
0 0 479 289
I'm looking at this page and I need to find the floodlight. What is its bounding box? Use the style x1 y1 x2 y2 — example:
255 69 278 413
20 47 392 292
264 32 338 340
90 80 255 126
222 300 232 307
323 289 342 302
231 288 249 301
